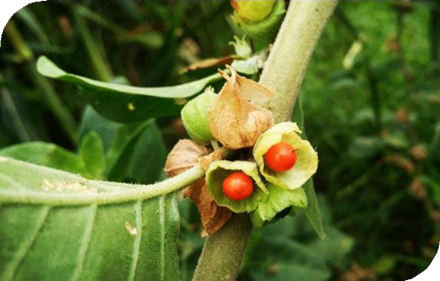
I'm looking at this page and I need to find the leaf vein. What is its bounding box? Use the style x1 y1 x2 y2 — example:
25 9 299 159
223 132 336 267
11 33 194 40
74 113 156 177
6 206 50 280
159 196 165 281
128 201 142 281
71 204 97 281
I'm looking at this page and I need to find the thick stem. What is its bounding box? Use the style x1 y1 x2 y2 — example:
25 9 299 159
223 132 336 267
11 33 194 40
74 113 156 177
258 0 339 122
192 1 338 280
192 214 252 281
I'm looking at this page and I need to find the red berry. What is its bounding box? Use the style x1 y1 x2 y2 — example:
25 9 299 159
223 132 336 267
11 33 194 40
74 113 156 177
222 172 254 201
264 142 298 172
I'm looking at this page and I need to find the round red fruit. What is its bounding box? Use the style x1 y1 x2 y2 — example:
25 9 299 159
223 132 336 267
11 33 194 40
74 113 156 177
222 172 254 201
264 142 298 172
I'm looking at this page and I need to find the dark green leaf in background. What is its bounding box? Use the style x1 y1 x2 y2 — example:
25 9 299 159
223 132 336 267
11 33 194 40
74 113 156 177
37 56 222 123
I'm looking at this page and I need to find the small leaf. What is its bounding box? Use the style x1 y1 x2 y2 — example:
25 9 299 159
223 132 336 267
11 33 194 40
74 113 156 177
78 106 153 181
37 56 223 123
206 160 267 213
250 184 307 228
80 132 106 179
208 67 274 149
231 56 260 75
253 122 318 190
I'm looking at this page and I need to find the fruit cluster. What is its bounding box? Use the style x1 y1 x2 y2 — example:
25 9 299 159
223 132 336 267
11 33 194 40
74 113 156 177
166 67 318 233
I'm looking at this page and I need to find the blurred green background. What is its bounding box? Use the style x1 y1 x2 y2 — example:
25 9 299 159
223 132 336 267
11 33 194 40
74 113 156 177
1 0 439 280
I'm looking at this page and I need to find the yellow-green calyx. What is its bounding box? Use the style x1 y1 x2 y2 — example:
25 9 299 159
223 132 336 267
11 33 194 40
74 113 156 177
181 90 217 144
232 0 286 42
253 122 318 190
206 160 268 213
231 0 277 22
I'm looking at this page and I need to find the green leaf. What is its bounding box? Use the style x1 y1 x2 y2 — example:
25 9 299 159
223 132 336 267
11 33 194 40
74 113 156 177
37 56 223 123
128 122 167 184
302 180 326 239
247 237 330 281
16 8 49 44
78 106 154 181
250 184 307 228
80 132 106 179
291 97 326 239
0 142 90 177
0 157 204 280
206 160 268 213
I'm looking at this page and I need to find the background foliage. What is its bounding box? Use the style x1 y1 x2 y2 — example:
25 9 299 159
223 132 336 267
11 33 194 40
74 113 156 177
1 0 439 280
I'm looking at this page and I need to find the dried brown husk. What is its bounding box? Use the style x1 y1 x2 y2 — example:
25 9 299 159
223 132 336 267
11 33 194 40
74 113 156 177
207 66 274 150
165 139 209 177
165 139 232 236
183 179 232 237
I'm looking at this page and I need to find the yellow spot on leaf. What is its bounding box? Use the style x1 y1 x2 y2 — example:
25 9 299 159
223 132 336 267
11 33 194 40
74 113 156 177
128 103 135 111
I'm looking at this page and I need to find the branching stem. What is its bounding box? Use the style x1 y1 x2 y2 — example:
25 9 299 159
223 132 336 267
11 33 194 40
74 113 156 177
193 1 338 280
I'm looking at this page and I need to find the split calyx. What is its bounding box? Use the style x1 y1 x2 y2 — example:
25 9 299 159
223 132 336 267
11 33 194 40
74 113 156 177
165 66 318 236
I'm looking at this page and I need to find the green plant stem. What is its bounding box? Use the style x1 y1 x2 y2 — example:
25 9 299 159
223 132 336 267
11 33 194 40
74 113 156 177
192 1 338 280
257 0 339 123
4 20 77 144
192 214 252 281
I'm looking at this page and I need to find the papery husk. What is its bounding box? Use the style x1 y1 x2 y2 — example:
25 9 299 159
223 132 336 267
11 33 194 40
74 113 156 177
165 139 231 236
253 122 318 190
183 179 232 237
165 139 209 177
207 66 274 150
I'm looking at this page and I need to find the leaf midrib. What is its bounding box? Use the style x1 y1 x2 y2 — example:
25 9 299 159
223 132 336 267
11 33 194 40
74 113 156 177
0 158 204 206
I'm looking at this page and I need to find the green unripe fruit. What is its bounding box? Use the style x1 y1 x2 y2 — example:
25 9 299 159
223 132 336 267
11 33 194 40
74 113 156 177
232 0 285 43
231 0 276 22
181 91 217 144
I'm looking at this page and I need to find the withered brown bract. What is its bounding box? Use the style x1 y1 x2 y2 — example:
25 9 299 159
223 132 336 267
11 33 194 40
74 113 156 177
165 139 209 176
207 66 275 150
165 139 232 236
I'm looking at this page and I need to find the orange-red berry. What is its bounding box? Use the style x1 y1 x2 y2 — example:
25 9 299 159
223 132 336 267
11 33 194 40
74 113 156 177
264 142 298 172
222 172 254 201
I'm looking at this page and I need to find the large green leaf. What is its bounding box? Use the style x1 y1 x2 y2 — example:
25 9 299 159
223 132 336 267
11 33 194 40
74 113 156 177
291 96 326 239
0 157 204 280
36 56 222 123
